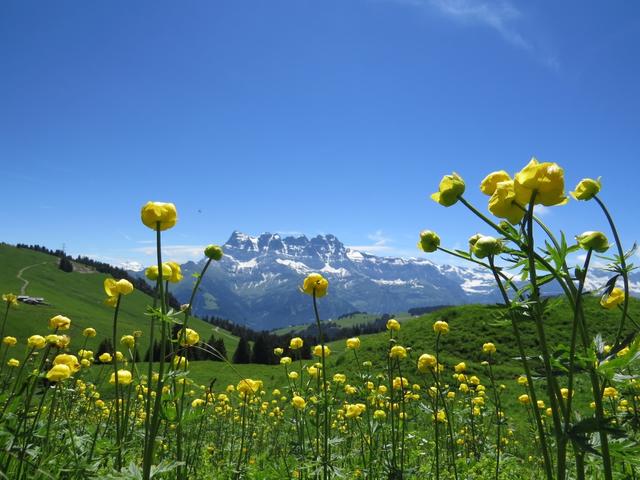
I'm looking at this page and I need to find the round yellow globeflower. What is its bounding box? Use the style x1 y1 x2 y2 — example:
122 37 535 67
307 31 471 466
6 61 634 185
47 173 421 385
518 394 530 405
576 231 610 253
46 364 72 382
514 158 568 207
2 336 17 346
482 342 497 354
53 354 81 373
83 327 97 337
7 358 20 367
454 362 466 373
417 353 437 373
389 345 407 360
2 293 18 307
145 264 173 281
204 244 224 261
289 337 304 350
280 356 292 366
99 352 113 363
386 319 400 331
237 378 263 396
179 328 199 347
346 337 360 350
164 262 183 283
301 273 329 298
273 347 284 356
373 409 386 420
313 345 331 358
433 320 449 334
119 335 135 348
480 170 511 196
291 395 306 410
110 369 133 386
27 335 46 349
104 278 134 297
141 201 177 231
488 179 526 225
49 314 71 330
600 287 625 309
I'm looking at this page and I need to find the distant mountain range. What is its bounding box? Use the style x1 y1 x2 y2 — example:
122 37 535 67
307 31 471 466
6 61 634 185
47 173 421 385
135 231 639 331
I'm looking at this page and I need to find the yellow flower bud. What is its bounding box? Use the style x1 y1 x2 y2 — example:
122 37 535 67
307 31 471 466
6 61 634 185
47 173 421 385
49 314 71 330
576 231 610 253
418 230 440 253
480 170 511 196
386 319 400 331
46 364 72 382
204 244 224 260
571 178 601 201
431 172 465 207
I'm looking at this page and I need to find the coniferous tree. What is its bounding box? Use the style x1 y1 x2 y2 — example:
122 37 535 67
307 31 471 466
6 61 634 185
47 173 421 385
232 337 251 364
59 256 73 273
213 338 227 361
251 334 271 364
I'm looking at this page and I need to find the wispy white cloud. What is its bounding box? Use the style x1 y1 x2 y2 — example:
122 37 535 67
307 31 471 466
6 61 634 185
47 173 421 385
131 244 206 263
348 230 418 257
383 0 558 67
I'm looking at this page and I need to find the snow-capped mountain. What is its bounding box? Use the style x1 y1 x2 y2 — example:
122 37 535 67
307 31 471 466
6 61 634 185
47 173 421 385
169 231 501 330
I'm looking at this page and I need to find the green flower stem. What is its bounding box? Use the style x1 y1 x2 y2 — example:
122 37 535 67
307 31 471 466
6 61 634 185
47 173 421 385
0 302 11 346
486 360 501 480
112 294 123 471
594 195 631 347
175 257 212 480
434 332 441 480
312 289 330 480
143 281 158 461
525 193 568 480
488 255 554 479
235 392 248 479
143 224 169 480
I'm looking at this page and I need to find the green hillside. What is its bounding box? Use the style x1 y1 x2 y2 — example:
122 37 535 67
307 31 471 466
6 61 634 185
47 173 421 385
273 311 414 335
0 244 239 355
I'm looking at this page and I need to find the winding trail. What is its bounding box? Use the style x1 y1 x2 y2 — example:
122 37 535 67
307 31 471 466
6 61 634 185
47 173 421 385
16 262 47 295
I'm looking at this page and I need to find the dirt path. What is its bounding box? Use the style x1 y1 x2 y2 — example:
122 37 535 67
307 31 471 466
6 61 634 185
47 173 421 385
16 262 48 295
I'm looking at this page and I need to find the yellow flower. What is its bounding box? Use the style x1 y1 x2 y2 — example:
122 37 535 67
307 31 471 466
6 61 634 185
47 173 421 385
289 337 304 350
433 320 449 334
99 352 113 363
145 264 173 281
488 180 526 224
332 373 346 383
517 375 528 386
179 328 199 347
386 319 400 331
121 335 136 348
83 327 97 337
389 345 407 360
104 278 134 297
571 177 601 201
46 364 72 382
2 336 17 346
27 335 46 349
345 403 366 419
291 395 306 410
417 353 437 373
373 409 386 420
346 337 361 350
2 293 18 307
140 201 177 231
301 273 329 298
482 342 497 354
600 287 625 309
313 345 331 358
288 371 299 380
603 387 618 398
454 362 466 373
393 377 409 390
7 358 19 367
192 398 206 408
561 388 570 400
518 394 530 405
436 410 447 423
173 356 188 369
110 369 133 386
78 349 93 360
204 245 224 260
480 170 511 196
576 231 610 253
53 354 80 373
237 378 263 396
431 172 465 207
514 158 568 206
164 262 183 283
417 230 440 253
49 314 71 330
280 356 292 366
273 347 284 356
307 366 319 377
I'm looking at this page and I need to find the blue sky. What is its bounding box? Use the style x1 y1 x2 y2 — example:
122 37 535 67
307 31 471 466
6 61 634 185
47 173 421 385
1 1 639 268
